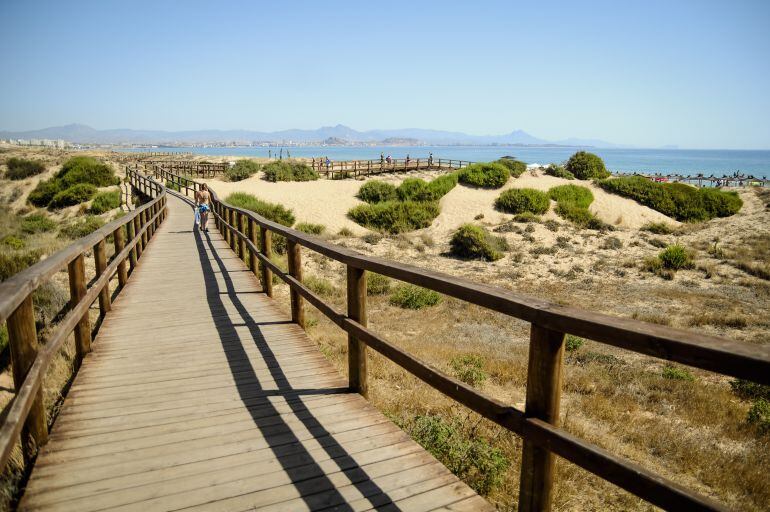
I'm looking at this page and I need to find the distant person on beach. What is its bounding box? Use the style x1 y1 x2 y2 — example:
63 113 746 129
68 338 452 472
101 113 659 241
428 152 433 166
380 153 384 165
386 155 392 164
405 154 411 165
325 156 331 168
195 183 211 232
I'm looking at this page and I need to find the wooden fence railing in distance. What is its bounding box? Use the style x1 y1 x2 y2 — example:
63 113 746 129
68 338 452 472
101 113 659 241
161 169 770 512
310 157 472 179
0 169 167 472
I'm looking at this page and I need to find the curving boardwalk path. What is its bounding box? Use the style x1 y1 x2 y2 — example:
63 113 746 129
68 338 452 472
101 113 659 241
19 196 492 511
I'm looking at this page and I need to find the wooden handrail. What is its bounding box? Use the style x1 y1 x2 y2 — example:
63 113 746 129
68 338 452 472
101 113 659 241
162 169 769 511
0 169 167 471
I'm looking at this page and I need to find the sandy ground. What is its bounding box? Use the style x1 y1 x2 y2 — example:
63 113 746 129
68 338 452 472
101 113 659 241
201 167 678 236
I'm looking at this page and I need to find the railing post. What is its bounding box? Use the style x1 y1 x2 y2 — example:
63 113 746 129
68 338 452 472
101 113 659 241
68 254 92 363
7 296 48 461
93 238 111 317
287 239 305 328
248 218 258 275
238 213 246 260
114 225 128 287
346 266 368 397
259 226 273 297
127 218 138 270
228 209 237 251
518 324 566 512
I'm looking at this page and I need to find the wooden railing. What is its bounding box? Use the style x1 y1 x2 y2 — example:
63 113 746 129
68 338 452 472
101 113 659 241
0 169 167 471
160 169 770 511
310 157 472 179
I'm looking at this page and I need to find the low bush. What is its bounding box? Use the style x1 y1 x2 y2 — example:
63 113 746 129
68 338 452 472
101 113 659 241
304 275 336 297
89 190 121 214
396 178 433 201
747 399 770 434
597 176 742 221
495 188 549 215
0 249 42 281
225 192 295 226
49 183 97 209
427 172 459 198
56 156 119 187
642 221 674 234
6 157 46 180
59 215 105 239
225 160 260 181
348 200 440 233
262 160 319 182
408 415 509 494
295 222 325 235
366 273 391 295
544 163 574 179
28 179 63 207
730 379 770 401
659 244 693 270
548 184 593 208
20 214 56 234
358 180 397 203
337 227 354 237
564 151 610 179
565 335 584 351
512 212 541 223
662 364 695 381
165 180 181 192
450 354 488 386
494 158 527 178
450 224 508 261
389 284 441 309
458 163 510 188
2 236 24 250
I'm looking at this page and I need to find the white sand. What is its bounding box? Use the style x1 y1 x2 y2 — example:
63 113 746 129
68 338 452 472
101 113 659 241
203 169 678 235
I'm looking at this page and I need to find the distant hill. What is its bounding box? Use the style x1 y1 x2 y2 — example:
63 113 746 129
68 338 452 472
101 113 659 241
0 123 622 147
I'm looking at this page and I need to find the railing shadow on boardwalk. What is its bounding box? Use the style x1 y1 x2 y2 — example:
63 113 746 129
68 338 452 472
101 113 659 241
193 228 397 510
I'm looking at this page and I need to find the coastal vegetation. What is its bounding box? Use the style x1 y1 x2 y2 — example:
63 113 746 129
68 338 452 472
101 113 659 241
224 159 261 181
295 222 325 235
458 162 510 188
495 188 550 215
494 158 527 178
88 189 121 214
225 191 295 226
28 156 118 209
564 151 611 179
348 200 440 233
450 224 508 261
357 180 397 203
5 157 46 180
598 175 743 221
544 163 575 179
388 283 442 309
548 184 609 229
262 160 319 182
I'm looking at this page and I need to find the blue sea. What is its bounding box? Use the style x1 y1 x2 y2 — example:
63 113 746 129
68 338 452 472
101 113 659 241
118 146 770 178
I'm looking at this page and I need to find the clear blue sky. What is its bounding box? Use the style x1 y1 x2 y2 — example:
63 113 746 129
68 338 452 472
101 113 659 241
1 0 769 148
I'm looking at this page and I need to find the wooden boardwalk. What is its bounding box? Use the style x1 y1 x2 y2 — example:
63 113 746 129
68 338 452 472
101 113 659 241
19 196 491 511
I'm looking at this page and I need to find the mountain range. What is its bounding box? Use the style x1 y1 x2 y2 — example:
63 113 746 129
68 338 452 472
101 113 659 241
0 123 623 147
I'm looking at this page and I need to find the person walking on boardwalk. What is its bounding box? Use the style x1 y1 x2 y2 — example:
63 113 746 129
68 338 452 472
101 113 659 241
428 152 433 166
195 183 211 232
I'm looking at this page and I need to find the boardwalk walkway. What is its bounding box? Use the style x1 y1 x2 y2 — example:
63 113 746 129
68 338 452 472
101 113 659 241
19 196 491 511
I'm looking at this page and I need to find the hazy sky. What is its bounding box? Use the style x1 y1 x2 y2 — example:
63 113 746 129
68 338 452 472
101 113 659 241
1 0 769 148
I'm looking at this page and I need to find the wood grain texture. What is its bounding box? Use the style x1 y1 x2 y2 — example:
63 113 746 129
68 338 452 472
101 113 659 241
19 195 491 512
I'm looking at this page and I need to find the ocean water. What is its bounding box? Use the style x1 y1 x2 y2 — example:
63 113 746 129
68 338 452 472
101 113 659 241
118 146 770 178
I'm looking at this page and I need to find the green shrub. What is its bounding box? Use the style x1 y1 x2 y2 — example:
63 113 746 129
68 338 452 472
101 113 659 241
366 273 391 295
662 364 695 381
730 379 770 401
544 163 574 179
450 224 508 261
89 189 121 214
565 335 584 351
495 188 550 215
564 151 610 180
295 222 325 235
225 192 295 226
494 158 527 178
408 415 509 494
450 354 488 386
1 236 24 249
597 176 742 221
28 179 63 207
427 172 459 198
389 284 441 309
20 214 56 234
0 249 42 281
348 200 440 233
337 227 354 237
49 183 97 209
358 180 397 203
396 178 433 201
225 160 261 181
304 275 336 296
554 201 608 229
642 221 674 234
56 156 118 187
747 399 770 434
458 163 510 188
659 244 693 270
262 160 319 182
59 215 105 239
548 184 593 208
165 180 181 191
512 212 541 223
6 157 46 180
